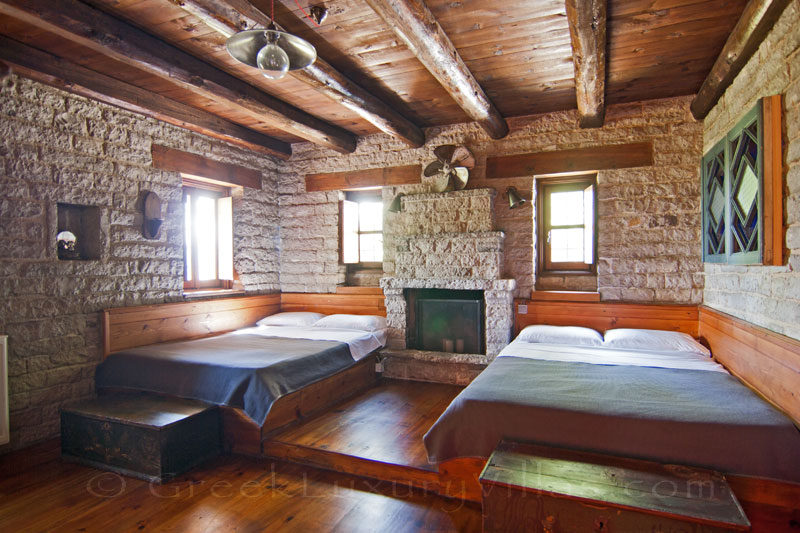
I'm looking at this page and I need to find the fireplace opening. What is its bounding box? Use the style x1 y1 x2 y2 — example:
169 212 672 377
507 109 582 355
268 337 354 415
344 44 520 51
405 289 485 354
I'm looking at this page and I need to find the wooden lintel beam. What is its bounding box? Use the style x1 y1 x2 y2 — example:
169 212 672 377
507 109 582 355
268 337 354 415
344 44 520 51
566 0 607 128
0 0 357 153
691 0 792 120
176 0 425 148
486 142 654 179
152 145 262 189
305 165 422 192
0 36 290 159
363 0 508 140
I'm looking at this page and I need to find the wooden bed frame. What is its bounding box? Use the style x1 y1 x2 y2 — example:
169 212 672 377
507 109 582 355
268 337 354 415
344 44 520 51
436 299 800 531
101 289 386 455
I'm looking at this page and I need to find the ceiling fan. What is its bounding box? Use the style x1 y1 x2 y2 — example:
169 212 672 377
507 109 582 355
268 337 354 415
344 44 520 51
424 145 475 193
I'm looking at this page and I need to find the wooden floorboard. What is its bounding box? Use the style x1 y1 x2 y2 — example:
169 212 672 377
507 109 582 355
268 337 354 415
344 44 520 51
0 455 481 532
267 379 463 472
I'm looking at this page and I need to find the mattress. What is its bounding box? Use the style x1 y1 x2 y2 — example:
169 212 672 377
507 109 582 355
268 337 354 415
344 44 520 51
423 342 800 483
96 326 385 425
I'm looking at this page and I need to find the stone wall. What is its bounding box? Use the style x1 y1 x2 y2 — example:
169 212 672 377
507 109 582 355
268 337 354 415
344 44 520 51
283 96 704 303
702 2 800 341
0 76 281 451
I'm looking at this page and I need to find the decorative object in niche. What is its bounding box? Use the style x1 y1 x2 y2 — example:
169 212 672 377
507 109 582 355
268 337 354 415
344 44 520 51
424 145 474 193
701 95 783 265
56 230 79 260
142 191 164 240
56 203 102 260
506 187 527 209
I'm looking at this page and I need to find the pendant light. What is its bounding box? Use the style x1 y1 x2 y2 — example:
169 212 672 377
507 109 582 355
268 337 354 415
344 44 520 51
226 0 317 80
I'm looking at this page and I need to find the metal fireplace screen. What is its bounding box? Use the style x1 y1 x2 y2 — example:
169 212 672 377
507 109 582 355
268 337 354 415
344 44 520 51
406 289 484 354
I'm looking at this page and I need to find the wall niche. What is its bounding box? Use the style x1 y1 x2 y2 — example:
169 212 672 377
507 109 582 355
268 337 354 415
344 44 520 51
56 203 102 260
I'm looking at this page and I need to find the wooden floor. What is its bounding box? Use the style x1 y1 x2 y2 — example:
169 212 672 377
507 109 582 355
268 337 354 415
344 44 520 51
263 379 463 490
0 455 480 532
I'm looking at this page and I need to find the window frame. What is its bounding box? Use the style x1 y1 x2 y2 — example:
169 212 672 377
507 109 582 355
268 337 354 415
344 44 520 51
339 189 384 269
182 178 234 291
536 174 598 276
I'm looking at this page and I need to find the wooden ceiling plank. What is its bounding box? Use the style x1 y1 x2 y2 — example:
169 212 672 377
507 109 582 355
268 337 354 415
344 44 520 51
690 0 792 119
363 0 509 140
566 0 607 128
175 0 425 147
0 0 357 153
0 35 291 159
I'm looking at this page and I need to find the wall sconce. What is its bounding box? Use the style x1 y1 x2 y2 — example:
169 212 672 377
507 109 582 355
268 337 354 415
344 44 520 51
142 191 164 239
388 193 405 213
506 187 527 209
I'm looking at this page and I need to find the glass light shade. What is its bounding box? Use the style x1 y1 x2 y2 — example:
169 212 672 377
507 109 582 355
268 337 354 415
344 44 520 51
257 43 290 80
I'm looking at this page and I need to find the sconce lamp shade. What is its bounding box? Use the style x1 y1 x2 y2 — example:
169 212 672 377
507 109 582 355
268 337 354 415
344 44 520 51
507 187 527 209
388 193 405 213
226 28 317 79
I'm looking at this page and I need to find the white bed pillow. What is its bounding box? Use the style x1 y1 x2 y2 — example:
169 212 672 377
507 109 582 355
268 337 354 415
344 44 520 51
313 313 387 332
256 312 325 328
603 328 711 356
517 325 603 347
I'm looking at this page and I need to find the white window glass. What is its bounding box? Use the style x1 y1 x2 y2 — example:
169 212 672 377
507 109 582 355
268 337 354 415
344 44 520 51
342 200 359 264
584 185 594 264
184 193 192 281
359 201 383 232
195 195 217 281
217 196 233 280
551 228 585 262
360 233 383 262
550 190 585 226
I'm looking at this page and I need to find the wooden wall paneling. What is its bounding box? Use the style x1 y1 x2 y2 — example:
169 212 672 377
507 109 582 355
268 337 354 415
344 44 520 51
514 300 699 336
151 145 262 189
280 293 387 316
305 165 422 192
102 293 281 356
486 142 654 179
698 306 800 424
762 94 784 266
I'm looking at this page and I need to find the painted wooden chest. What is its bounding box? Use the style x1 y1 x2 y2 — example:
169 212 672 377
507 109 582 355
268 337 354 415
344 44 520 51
61 394 220 483
480 441 750 532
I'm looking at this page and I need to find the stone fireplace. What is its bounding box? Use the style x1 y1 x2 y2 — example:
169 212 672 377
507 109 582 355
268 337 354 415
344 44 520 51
381 188 516 370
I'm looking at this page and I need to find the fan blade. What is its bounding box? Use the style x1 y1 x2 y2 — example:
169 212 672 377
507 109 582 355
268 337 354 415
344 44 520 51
451 146 475 169
452 167 469 190
434 145 456 163
424 160 444 177
431 172 450 193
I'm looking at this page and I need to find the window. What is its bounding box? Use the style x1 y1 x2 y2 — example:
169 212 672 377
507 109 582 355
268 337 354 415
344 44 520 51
536 175 597 275
341 190 383 265
183 179 234 290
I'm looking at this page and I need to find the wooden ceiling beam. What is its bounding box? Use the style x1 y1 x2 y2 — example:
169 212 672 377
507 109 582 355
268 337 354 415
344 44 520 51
176 0 425 148
0 36 291 159
0 0 357 153
566 0 607 128
690 0 792 120
363 0 508 140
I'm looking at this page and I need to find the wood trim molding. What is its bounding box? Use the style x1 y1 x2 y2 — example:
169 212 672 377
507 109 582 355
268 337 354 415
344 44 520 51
690 0 793 120
530 291 601 302
102 293 281 357
487 142 654 179
762 94 784 266
152 145 262 189
698 305 800 424
280 292 386 317
305 165 421 192
514 300 699 337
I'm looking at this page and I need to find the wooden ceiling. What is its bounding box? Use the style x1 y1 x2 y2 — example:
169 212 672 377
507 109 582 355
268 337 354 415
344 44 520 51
0 0 788 159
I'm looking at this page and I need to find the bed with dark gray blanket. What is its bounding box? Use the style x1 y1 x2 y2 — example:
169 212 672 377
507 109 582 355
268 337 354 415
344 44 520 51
423 344 800 483
96 332 357 426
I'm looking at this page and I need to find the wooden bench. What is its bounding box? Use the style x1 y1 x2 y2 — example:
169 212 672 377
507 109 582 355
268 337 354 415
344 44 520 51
480 441 750 532
61 395 221 483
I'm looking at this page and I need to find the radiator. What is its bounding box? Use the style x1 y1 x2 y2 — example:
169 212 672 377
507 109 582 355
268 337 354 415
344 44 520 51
0 335 7 445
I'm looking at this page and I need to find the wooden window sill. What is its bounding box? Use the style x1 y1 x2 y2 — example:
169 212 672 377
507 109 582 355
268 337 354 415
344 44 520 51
183 289 246 299
530 290 601 302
